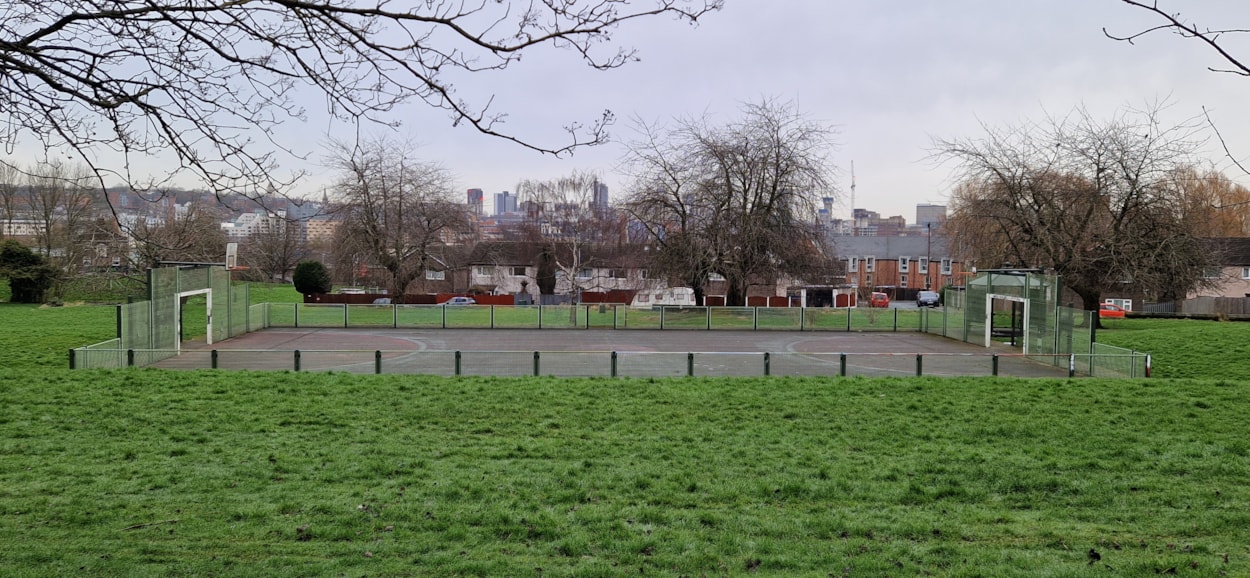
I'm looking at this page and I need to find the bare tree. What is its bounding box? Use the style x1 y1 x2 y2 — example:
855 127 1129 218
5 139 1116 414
935 105 1218 312
129 199 229 269
1171 167 1250 237
0 163 19 239
26 161 98 272
330 138 468 301
515 171 619 305
623 99 837 306
242 216 309 283
1 0 721 214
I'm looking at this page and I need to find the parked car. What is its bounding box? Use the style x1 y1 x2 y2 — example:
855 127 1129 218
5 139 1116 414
1099 303 1126 318
868 292 890 308
916 291 941 308
445 296 477 306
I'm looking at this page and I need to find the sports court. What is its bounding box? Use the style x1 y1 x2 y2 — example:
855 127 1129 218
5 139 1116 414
153 327 1072 378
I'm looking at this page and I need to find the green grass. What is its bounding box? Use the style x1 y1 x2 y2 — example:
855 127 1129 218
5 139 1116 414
1096 318 1250 380
1 371 1247 576
6 298 1250 574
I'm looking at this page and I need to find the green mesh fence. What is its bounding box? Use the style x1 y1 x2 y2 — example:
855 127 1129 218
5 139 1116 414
75 267 1148 376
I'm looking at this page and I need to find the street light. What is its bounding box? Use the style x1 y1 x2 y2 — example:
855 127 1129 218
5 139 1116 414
926 222 932 290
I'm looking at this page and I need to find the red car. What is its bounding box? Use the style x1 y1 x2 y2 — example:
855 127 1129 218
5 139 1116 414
1099 303 1126 319
869 292 890 308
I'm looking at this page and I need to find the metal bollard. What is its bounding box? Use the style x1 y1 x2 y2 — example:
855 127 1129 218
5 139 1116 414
763 352 771 376
212 349 219 369
294 350 301 372
375 350 382 374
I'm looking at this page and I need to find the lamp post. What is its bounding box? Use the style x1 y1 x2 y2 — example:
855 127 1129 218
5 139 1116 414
926 222 932 290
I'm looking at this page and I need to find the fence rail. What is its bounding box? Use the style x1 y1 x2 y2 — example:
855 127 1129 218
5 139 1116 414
261 303 930 332
69 348 1149 378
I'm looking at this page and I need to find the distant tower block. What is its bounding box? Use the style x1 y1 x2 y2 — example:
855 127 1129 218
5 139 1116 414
916 203 947 230
467 188 484 215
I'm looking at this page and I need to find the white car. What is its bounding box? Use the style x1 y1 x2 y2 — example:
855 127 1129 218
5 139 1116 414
445 296 476 305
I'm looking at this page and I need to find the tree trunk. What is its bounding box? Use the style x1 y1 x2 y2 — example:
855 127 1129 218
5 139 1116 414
1072 286 1104 329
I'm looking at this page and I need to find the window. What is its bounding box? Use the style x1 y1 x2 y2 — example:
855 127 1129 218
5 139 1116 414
638 294 650 303
941 258 952 275
1204 267 1223 279
865 274 873 286
1105 298 1133 311
640 269 651 279
425 270 445 280
608 269 626 279
900 274 909 287
919 257 929 271
848 256 859 273
511 266 527 276
576 267 593 279
708 272 725 281
111 256 121 267
1242 267 1250 279
899 257 909 273
475 265 494 277
865 256 876 273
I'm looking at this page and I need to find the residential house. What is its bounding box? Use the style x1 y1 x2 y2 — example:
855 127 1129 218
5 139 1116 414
833 236 966 300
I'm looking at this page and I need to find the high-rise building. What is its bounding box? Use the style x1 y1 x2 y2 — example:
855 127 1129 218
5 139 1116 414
592 181 609 209
467 188 483 215
495 191 517 215
916 203 946 230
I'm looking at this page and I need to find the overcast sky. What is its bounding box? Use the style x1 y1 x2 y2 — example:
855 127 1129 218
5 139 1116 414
19 1 1249 222
343 0 1245 221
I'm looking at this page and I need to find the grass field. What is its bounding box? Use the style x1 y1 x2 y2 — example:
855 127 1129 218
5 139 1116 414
3 286 1250 575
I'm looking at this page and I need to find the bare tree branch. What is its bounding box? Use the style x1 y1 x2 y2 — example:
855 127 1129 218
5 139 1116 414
1 0 722 212
1105 1 1250 77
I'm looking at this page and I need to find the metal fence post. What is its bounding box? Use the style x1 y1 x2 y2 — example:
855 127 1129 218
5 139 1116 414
660 306 666 330
846 308 852 331
442 304 447 329
763 352 770 376
490 305 495 329
1069 353 1076 378
127 349 135 367
1130 350 1136 378
344 303 349 327
893 308 898 332
212 349 219 369
393 304 397 328
294 349 301 372
611 351 618 378
294 303 299 328
687 352 694 377
375 350 382 374
706 306 711 330
753 307 758 331
533 351 541 376
916 353 923 377
839 353 847 377
455 350 462 376
992 353 999 376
